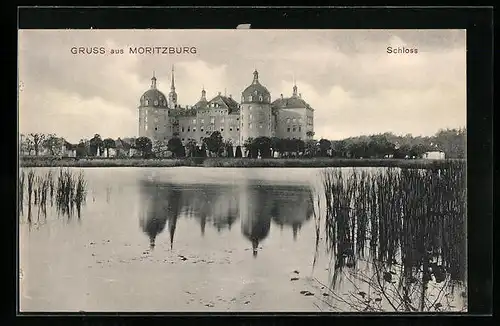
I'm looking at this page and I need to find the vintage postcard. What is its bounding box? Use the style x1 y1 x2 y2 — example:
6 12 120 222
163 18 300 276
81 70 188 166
18 29 467 312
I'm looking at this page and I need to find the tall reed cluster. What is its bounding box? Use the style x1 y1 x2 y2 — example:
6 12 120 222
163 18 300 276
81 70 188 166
19 168 88 221
320 160 466 291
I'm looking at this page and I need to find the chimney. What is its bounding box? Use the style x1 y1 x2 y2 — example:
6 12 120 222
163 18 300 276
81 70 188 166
218 92 221 96
280 94 283 99
229 94 232 99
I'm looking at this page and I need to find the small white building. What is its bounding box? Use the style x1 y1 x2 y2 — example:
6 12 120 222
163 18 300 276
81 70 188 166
423 151 446 160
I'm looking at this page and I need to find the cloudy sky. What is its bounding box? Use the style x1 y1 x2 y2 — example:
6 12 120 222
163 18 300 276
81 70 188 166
18 29 466 143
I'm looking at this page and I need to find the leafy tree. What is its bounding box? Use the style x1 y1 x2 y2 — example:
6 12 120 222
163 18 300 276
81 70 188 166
76 139 88 158
167 137 184 158
318 139 331 157
204 131 224 157
270 137 282 157
295 139 306 156
185 138 198 157
432 128 466 159
152 139 167 157
20 134 34 155
89 134 104 156
28 133 46 156
200 142 208 158
103 138 116 158
135 136 153 158
393 144 411 159
304 139 317 158
281 138 293 156
42 134 64 156
331 140 347 158
224 140 234 158
235 146 243 158
244 137 257 158
253 136 272 158
409 143 429 158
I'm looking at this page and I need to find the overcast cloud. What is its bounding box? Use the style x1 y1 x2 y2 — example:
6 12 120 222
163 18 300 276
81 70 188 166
18 29 466 143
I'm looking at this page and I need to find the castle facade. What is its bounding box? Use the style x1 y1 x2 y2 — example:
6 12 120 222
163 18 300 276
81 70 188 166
138 67 314 148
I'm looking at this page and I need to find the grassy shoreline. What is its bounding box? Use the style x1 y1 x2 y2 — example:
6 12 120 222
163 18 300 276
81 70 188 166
19 157 465 169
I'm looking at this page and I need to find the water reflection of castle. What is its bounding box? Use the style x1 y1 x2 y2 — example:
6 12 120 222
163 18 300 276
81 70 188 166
138 180 314 254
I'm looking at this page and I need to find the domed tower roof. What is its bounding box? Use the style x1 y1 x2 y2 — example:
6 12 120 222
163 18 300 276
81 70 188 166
193 86 208 110
139 72 168 108
241 70 271 104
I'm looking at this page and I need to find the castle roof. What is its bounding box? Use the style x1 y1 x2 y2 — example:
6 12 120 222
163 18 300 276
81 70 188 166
241 70 271 104
272 95 313 110
139 73 168 108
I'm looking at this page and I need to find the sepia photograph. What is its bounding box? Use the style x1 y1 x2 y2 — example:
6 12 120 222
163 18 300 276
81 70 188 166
18 28 467 313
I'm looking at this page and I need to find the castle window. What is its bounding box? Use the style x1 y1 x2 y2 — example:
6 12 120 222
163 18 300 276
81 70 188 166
193 127 196 132
201 119 204 124
155 127 158 131
210 117 215 124
188 127 190 132
201 127 204 132
287 127 290 132
182 138 185 141
145 100 149 106
154 100 158 106
259 96 263 101
237 117 240 121
249 95 253 101
229 127 233 131
237 128 240 131
181 127 185 132
221 128 224 132
298 126 302 132
293 126 296 132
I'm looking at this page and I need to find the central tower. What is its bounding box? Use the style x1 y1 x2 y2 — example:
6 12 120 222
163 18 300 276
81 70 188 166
239 70 272 145
168 65 178 108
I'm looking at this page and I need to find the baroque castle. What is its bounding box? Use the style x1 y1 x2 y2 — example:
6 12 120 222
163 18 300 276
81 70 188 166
138 66 314 149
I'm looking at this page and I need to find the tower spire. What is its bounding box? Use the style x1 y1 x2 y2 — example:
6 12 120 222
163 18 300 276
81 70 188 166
168 64 178 108
292 75 298 97
151 71 157 89
170 65 175 91
201 85 206 100
252 69 259 84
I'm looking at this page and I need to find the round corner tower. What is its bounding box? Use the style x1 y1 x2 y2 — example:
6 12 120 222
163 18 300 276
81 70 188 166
239 70 273 144
138 72 171 141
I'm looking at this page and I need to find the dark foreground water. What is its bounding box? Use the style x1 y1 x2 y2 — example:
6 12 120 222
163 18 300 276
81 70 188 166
19 167 467 312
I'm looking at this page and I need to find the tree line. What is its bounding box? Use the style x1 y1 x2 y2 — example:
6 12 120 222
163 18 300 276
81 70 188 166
19 127 466 160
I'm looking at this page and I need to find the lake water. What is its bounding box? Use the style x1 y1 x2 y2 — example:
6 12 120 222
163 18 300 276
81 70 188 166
19 167 467 312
